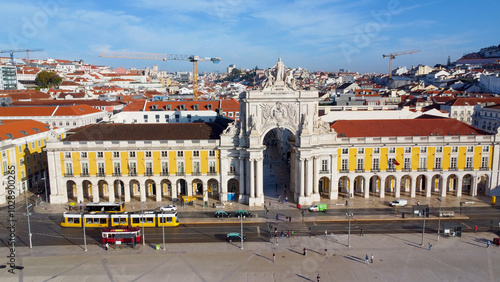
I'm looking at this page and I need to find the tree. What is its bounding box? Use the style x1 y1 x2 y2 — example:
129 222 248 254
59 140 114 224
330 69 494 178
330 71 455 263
35 71 62 88
447 56 452 66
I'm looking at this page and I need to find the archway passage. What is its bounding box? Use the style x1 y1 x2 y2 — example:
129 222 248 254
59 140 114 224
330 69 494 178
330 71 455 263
262 128 294 203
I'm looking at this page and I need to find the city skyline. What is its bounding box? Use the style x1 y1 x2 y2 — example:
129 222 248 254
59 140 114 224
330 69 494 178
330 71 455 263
1 0 499 73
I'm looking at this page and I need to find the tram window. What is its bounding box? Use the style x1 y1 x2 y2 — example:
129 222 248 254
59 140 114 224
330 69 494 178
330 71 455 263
68 218 74 224
120 218 127 224
147 217 154 223
100 218 106 224
167 217 172 223
87 218 92 224
160 217 165 223
75 218 80 224
113 218 119 224
132 218 140 224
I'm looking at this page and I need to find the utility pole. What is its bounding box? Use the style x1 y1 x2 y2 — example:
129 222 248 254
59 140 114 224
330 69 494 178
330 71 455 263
141 202 145 246
239 215 244 249
346 212 353 248
421 208 426 246
162 210 166 251
437 198 442 242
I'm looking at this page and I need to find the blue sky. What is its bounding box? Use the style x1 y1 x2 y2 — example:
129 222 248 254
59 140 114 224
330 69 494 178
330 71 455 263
1 0 499 74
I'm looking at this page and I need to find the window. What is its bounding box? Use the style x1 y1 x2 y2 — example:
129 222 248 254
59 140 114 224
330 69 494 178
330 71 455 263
113 162 121 175
129 151 136 158
419 157 426 169
230 160 236 173
421 147 427 153
65 152 71 158
356 159 364 171
187 114 192 122
403 157 411 170
466 157 473 169
358 148 364 154
161 151 168 157
405 147 411 153
483 146 490 152
467 146 474 153
321 160 328 172
341 159 348 171
97 152 104 158
65 163 73 175
451 146 458 153
372 158 379 170
165 115 169 122
434 157 442 169
145 162 153 175
209 161 216 173
38 140 41 147
33 153 37 162
193 151 200 157
342 148 348 155
177 151 184 157
450 157 457 169
81 152 87 158
20 159 24 166
97 162 105 175
388 158 395 169
209 150 216 157
145 151 152 158
177 162 184 173
82 163 89 175
129 162 137 174
481 157 489 168
113 152 120 158
373 147 380 154
161 162 169 175
436 147 443 153
26 155 30 164
193 161 200 173
389 147 396 154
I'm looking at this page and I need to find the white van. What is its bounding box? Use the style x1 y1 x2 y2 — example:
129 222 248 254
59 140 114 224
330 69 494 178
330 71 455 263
390 199 408 207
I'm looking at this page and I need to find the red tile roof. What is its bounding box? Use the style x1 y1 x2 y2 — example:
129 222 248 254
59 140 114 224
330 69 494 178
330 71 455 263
0 119 51 140
0 105 103 117
447 97 500 106
331 118 490 137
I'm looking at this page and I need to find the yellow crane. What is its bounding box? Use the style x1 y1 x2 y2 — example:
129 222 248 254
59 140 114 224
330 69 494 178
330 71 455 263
99 52 221 101
382 50 420 77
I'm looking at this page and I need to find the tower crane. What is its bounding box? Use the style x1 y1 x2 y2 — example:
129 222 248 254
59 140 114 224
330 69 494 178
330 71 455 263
382 50 420 77
0 48 44 65
99 52 221 101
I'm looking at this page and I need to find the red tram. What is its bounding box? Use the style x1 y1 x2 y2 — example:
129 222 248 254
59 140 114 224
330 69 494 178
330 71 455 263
102 226 141 245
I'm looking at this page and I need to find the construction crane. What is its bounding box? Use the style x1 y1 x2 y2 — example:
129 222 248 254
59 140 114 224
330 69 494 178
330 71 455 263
0 48 44 65
382 50 420 77
99 52 221 101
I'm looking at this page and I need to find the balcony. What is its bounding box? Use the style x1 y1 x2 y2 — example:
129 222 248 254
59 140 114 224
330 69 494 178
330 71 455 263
418 168 427 172
340 169 349 173
319 170 329 174
433 168 442 172
464 167 473 171
81 172 89 177
402 168 411 172
161 171 170 176
355 169 365 173
112 172 122 177
97 172 106 177
64 172 74 177
208 172 218 176
129 172 138 176
386 168 396 172
145 171 154 176
449 167 458 171
480 167 489 171
192 172 201 176
176 172 185 176
371 169 380 173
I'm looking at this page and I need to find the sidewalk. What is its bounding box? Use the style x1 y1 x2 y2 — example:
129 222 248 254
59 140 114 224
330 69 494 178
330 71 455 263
5 232 500 281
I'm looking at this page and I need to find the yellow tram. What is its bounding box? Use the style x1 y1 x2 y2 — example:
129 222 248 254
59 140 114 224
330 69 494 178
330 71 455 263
60 211 180 228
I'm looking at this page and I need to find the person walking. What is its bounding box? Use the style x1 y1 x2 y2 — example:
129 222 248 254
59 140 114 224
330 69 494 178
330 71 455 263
317 274 320 282
487 240 491 248
365 254 369 264
79 201 83 212
324 248 328 257
273 253 276 263
474 225 478 233
371 254 374 264
428 242 432 251
285 196 288 203
303 248 307 256
105 243 109 251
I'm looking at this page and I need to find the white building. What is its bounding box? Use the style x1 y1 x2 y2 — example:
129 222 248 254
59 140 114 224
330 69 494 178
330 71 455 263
480 74 500 94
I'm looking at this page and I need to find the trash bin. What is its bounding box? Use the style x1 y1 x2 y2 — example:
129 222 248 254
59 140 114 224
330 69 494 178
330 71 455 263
492 196 496 205
212 203 215 208
204 201 208 207
402 212 406 218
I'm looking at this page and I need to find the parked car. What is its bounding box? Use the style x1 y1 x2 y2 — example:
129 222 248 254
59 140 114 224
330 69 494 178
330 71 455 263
234 210 253 218
158 205 177 212
226 232 247 242
214 210 232 218
308 203 327 212
389 199 408 207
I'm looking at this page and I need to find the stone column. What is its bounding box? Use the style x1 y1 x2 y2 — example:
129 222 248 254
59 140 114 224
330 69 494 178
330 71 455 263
379 175 386 198
306 158 313 197
108 182 115 203
471 176 477 197
440 175 447 198
394 177 400 198
124 181 131 202
456 175 463 197
312 157 320 201
249 158 255 204
256 157 263 198
425 176 432 198
203 181 209 202
299 158 305 197
140 181 146 202
239 157 245 201
171 180 178 201
348 177 354 198
76 183 84 203
363 177 369 198
410 177 416 198
91 182 99 203
156 179 162 202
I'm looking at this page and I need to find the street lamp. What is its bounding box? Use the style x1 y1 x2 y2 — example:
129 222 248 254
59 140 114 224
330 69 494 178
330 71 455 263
437 197 442 242
373 174 377 205
23 185 32 249
162 210 166 251
141 201 145 246
82 213 87 251
421 208 426 246
42 170 48 207
346 212 353 248
239 215 244 249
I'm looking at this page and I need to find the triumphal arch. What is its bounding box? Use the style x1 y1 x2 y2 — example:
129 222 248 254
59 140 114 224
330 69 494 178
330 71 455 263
219 59 337 206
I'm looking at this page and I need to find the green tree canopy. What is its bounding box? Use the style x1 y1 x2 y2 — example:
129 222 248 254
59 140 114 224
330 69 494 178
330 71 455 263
35 71 62 88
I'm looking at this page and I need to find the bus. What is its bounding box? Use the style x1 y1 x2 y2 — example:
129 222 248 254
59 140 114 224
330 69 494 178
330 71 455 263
85 202 124 213
102 226 141 246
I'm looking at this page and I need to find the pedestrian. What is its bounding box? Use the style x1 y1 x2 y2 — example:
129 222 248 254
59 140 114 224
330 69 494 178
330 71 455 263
286 216 289 222
303 248 307 256
371 254 374 264
324 230 327 238
298 204 301 209
285 196 288 203
365 254 369 264
324 248 328 256
474 225 478 233
278 196 282 202
273 253 276 263
276 214 279 220
105 243 109 251
417 201 420 205
269 201 271 208
360 229 364 236
274 227 278 236
487 240 491 248
281 231 284 238
428 242 432 251
317 274 320 282
287 231 290 238
80 201 83 212
289 216 292 223
69 204 72 211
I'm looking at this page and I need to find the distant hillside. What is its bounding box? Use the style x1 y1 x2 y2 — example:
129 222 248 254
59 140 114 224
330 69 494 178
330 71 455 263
461 44 500 59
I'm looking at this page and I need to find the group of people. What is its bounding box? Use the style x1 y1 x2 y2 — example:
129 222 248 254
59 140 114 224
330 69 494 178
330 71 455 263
364 254 374 264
